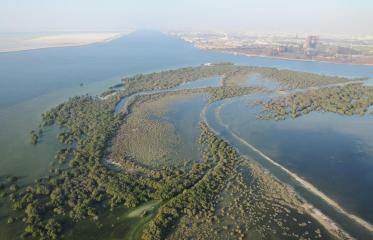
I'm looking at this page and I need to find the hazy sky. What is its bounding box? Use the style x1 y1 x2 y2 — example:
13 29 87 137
1 0 373 35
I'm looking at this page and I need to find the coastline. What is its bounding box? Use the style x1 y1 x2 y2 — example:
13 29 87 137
302 202 353 239
198 46 373 67
0 32 125 53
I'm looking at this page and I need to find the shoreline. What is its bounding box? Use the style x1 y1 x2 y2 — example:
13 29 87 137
199 46 373 67
302 202 353 239
0 32 125 53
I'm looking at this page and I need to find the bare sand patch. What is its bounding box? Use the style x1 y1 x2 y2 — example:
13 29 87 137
0 32 126 52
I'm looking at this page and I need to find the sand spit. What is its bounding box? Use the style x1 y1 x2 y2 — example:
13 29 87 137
199 102 368 239
0 32 125 53
211 100 373 237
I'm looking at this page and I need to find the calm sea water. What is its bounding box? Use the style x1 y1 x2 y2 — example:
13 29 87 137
1 30 373 238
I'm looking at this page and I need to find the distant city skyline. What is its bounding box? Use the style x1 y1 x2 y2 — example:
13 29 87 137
1 0 373 35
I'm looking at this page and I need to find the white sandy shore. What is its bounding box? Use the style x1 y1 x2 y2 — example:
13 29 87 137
0 32 125 53
302 202 353 239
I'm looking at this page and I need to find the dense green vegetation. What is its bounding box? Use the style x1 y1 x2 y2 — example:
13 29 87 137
109 92 204 169
207 86 262 102
109 63 360 100
5 90 252 239
253 68 365 89
119 63 236 95
109 87 261 170
257 83 373 120
142 124 335 240
168 160 334 240
221 67 254 86
141 123 238 240
30 128 43 145
219 65 363 89
0 176 19 199
3 64 359 239
6 96 160 239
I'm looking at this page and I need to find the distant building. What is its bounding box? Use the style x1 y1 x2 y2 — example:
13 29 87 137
303 36 318 56
303 36 318 49
277 46 288 53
